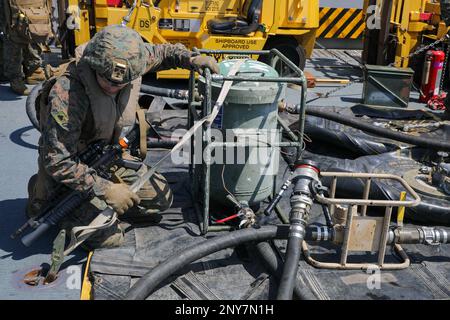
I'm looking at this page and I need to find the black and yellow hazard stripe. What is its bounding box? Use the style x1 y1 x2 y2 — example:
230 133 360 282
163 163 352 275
317 7 365 39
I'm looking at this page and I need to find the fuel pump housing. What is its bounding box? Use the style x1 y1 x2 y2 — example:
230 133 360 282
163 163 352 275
198 60 286 207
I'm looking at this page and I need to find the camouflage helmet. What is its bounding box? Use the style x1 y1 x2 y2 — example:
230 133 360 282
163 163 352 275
81 25 148 84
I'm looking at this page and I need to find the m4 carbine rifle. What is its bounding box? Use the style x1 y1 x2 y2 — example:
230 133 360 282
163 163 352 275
11 126 140 247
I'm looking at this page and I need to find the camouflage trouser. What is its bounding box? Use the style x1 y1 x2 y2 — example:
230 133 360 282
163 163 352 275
0 8 6 82
0 37 6 82
28 164 173 250
3 36 42 80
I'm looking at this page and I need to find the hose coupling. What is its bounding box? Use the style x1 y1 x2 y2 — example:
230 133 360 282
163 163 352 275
419 227 448 245
290 194 313 221
311 226 333 242
288 223 306 239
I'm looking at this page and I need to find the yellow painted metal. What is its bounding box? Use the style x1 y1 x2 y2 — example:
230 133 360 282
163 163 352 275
66 0 91 45
64 0 319 79
317 7 365 40
397 191 407 228
76 9 91 45
80 252 93 300
278 0 319 28
363 0 450 67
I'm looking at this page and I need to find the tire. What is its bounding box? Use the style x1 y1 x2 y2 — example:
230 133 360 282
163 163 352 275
26 83 42 132
259 37 307 76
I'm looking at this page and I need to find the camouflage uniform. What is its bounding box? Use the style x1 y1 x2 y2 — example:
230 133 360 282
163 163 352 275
3 36 43 80
28 25 195 250
1 0 51 91
0 40 4 82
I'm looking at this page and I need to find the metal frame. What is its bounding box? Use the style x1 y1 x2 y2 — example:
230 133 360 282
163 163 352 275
188 49 308 234
304 172 421 270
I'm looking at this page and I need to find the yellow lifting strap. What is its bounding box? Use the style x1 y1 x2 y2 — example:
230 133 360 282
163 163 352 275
136 108 149 159
397 191 407 227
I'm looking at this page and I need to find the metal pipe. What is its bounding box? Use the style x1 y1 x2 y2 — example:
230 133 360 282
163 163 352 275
211 75 305 83
378 206 393 266
269 48 307 160
188 69 195 179
387 227 450 245
265 179 292 216
361 178 372 216
121 0 137 26
199 49 271 55
270 48 304 77
266 195 290 224
316 172 421 207
202 69 213 234
305 226 450 246
340 205 356 265
297 77 307 160
207 141 302 149
277 115 299 142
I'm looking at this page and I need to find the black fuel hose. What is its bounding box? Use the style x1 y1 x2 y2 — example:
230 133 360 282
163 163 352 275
254 241 316 300
125 225 290 300
140 84 189 100
26 83 42 131
305 107 450 152
277 229 303 300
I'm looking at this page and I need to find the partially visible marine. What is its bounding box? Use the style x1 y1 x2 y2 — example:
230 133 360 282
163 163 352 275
0 1 7 83
1 0 52 95
26 25 218 250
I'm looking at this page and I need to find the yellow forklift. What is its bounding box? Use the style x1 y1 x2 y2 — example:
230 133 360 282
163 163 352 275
362 0 449 67
58 0 319 78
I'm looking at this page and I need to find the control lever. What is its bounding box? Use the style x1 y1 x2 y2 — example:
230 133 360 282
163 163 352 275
264 178 292 216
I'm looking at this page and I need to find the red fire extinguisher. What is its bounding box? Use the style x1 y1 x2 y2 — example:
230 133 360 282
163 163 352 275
420 50 446 103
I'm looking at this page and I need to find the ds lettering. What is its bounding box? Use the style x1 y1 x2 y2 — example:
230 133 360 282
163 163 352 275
139 19 151 30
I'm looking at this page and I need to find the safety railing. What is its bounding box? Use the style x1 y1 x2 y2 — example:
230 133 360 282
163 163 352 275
304 172 421 270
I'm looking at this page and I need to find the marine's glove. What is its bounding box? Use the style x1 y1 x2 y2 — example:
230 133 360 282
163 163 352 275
103 183 140 215
189 55 220 75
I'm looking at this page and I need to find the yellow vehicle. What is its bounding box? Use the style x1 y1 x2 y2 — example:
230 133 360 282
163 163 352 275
58 0 319 78
362 0 449 67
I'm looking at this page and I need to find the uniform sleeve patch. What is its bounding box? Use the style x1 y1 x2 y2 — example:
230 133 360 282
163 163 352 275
48 77 72 131
50 105 70 131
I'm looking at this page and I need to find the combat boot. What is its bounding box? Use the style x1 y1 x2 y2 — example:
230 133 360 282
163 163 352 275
10 78 30 96
0 74 8 84
0 64 8 83
44 64 60 79
25 67 46 84
0 65 8 83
